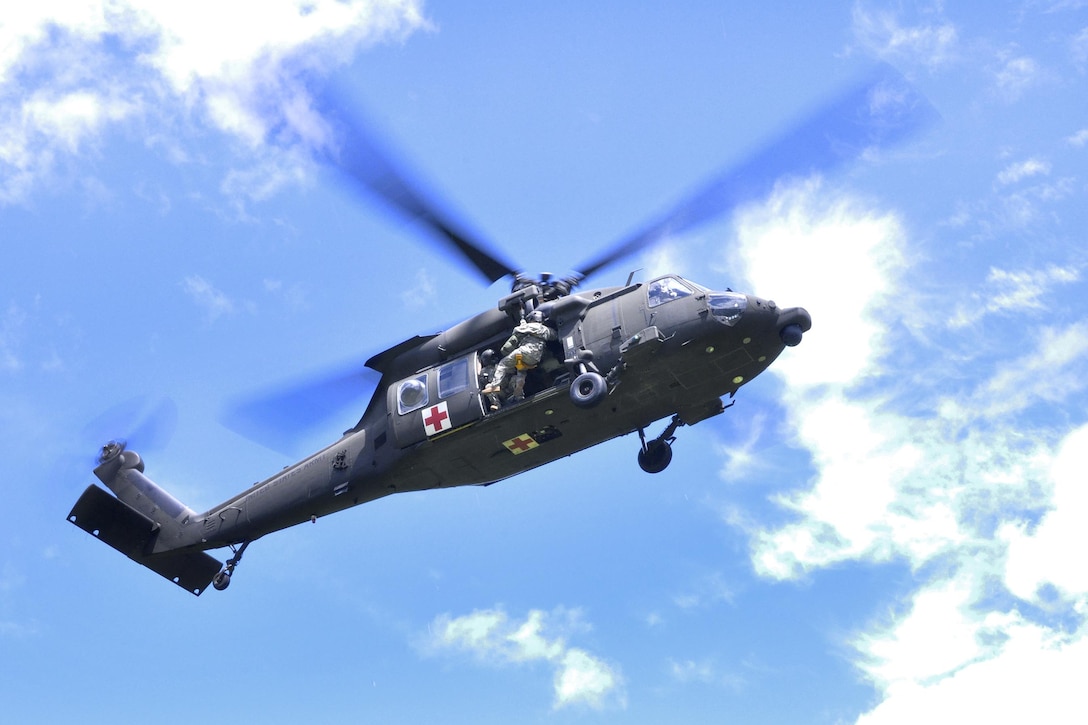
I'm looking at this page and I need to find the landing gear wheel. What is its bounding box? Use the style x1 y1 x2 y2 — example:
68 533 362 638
211 540 250 592
570 372 607 408
638 440 673 474
212 570 231 591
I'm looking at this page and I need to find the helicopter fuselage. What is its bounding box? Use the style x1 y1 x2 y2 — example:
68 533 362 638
180 275 808 548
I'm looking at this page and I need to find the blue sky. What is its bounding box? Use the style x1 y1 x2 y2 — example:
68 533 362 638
3 1 1088 722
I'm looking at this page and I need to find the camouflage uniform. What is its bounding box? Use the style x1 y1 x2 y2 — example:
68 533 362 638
483 319 557 403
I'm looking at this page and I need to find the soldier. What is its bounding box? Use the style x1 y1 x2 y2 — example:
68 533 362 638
478 349 504 411
482 310 557 408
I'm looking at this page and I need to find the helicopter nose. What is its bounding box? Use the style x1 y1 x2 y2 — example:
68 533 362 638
776 307 812 347
780 324 804 347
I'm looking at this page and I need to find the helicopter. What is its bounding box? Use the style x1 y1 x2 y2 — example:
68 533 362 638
67 65 934 595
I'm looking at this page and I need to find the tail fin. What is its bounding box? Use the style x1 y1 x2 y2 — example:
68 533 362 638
67 443 222 596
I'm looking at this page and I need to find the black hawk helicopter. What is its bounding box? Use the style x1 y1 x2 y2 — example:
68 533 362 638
67 66 934 595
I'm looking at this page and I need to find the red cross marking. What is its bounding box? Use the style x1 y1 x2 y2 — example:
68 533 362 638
423 403 451 436
506 435 536 453
424 406 448 429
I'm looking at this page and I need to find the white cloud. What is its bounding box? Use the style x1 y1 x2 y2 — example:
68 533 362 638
1002 423 1088 603
554 649 622 710
639 239 692 281
22 89 137 153
0 0 430 203
426 607 625 710
850 4 958 68
731 178 1088 724
734 178 904 387
995 157 1050 186
748 392 977 579
855 580 994 688
856 616 1088 724
134 1 426 99
731 182 964 578
729 183 1087 578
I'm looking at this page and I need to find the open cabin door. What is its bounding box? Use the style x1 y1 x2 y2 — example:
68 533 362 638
389 353 484 448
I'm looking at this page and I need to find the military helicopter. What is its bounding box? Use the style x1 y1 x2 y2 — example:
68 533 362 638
67 65 934 595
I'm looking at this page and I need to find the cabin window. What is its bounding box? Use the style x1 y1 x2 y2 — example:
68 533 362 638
647 276 694 308
397 375 429 415
438 357 470 399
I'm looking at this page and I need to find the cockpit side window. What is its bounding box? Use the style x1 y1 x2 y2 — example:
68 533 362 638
397 375 429 415
438 357 470 398
647 276 695 308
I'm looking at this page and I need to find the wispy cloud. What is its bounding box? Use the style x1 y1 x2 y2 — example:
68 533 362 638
970 321 1088 418
0 298 70 375
423 607 625 710
667 657 746 691
948 263 1080 328
951 171 1075 236
263 278 309 312
0 561 37 638
850 4 958 68
672 571 735 610
0 302 27 372
181 275 238 321
995 157 1050 186
400 267 438 309
1067 128 1088 147
1070 26 1088 70
994 55 1040 101
716 410 770 481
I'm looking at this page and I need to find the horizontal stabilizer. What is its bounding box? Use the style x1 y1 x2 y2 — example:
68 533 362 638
68 484 222 596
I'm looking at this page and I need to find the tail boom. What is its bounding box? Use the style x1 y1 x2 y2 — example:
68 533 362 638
67 444 222 596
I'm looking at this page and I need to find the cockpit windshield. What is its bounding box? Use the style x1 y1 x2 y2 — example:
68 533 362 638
707 291 747 326
647 276 695 308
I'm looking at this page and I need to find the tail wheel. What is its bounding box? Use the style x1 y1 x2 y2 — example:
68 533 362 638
212 570 231 591
638 440 673 474
570 372 607 408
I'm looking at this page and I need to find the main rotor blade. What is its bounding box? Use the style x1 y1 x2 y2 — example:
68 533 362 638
220 365 380 455
573 64 938 281
322 102 519 285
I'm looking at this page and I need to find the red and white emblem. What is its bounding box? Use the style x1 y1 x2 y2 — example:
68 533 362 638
422 402 452 436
